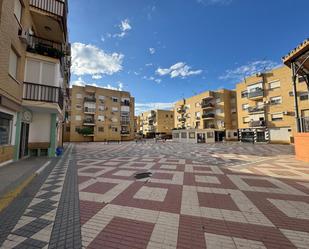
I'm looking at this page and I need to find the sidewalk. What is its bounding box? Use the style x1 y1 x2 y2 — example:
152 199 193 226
0 157 50 212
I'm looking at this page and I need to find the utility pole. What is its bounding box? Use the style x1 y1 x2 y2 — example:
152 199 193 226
291 62 301 133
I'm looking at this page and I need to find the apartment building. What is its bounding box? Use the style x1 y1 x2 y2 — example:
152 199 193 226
65 85 135 142
173 89 238 142
138 109 174 138
236 65 309 144
0 0 70 165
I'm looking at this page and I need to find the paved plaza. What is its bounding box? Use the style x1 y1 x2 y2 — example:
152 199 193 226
1 142 309 248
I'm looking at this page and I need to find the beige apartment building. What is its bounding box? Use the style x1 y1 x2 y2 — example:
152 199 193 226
174 89 238 142
0 0 70 165
236 65 309 144
139 109 174 138
65 85 135 142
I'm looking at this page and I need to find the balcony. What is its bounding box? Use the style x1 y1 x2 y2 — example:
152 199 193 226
83 119 95 126
249 120 266 128
120 119 130 125
201 102 215 109
247 88 264 99
121 130 130 136
204 124 215 129
30 0 66 17
84 96 96 102
202 113 215 119
177 106 186 113
248 106 264 113
121 100 130 106
27 35 64 59
23 82 63 109
84 107 96 114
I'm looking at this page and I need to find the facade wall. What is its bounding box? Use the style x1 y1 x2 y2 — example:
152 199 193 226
68 85 135 142
236 65 309 143
174 89 237 141
139 109 174 136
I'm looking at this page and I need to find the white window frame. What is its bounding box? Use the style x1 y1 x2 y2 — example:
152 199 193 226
75 115 81 121
9 49 18 80
269 80 281 90
271 112 283 121
270 96 282 105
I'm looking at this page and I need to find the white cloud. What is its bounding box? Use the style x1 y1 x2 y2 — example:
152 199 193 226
142 75 162 84
92 74 102 80
219 60 281 81
135 102 174 114
71 42 124 77
149 48 156 54
113 19 132 38
145 63 153 67
100 35 105 42
71 77 123 91
156 62 202 79
197 0 232 6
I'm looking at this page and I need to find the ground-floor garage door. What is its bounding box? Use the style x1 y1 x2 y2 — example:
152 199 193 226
269 127 291 143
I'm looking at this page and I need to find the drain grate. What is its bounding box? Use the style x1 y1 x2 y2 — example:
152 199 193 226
134 172 152 179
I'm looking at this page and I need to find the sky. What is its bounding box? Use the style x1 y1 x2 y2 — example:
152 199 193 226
68 0 309 114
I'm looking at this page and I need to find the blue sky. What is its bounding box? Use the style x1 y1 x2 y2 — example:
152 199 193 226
68 0 309 113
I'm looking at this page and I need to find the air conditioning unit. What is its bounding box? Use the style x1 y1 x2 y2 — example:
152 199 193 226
264 100 270 104
18 28 29 44
283 111 288 115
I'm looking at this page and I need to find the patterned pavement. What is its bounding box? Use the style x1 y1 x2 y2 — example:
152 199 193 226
1 141 309 249
76 142 309 249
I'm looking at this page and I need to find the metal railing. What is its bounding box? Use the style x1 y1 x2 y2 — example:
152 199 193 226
84 96 96 102
201 102 215 108
249 120 266 127
202 113 215 119
121 100 130 106
248 106 264 113
27 35 63 59
23 82 63 109
84 107 96 113
30 0 66 17
301 117 309 132
248 88 263 98
83 119 95 124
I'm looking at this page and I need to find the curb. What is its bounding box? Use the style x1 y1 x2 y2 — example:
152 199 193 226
0 160 51 213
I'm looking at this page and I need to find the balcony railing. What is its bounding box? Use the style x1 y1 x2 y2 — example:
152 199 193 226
83 119 95 125
120 120 130 125
30 0 66 17
248 106 264 113
248 88 263 98
121 131 130 135
204 124 215 129
249 120 266 127
201 102 215 109
121 101 130 106
202 113 215 119
84 96 96 102
27 35 64 59
23 82 63 109
84 107 96 113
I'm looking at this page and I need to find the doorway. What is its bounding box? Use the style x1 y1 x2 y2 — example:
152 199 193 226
215 131 225 142
19 122 29 158
197 133 205 143
256 131 266 142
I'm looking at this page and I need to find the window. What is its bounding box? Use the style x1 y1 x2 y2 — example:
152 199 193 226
9 49 18 79
269 80 280 90
25 59 56 86
111 127 118 132
112 97 118 102
231 108 237 113
181 132 187 139
189 132 195 139
14 0 22 23
99 95 105 100
99 105 105 111
207 132 214 138
75 115 81 121
112 107 118 112
98 127 104 132
241 91 248 98
270 96 282 105
215 109 222 114
0 112 13 145
166 114 168 118
242 104 249 110
75 104 82 110
171 114 173 118
243 117 250 123
215 98 221 103
271 113 283 121
98 115 104 121
173 133 179 139
76 93 82 99
300 92 309 101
